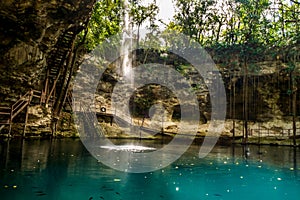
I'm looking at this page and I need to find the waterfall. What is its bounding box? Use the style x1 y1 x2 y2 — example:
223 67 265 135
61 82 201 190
121 0 134 82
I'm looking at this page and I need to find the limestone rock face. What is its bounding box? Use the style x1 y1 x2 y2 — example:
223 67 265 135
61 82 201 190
0 0 95 102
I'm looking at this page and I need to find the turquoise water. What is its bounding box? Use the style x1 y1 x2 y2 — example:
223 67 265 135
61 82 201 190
0 139 299 200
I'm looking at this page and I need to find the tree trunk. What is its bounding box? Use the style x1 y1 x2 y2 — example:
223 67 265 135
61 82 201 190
280 2 285 38
216 20 223 43
137 24 140 49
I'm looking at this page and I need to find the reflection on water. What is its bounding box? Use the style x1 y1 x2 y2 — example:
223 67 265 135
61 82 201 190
0 139 299 200
99 145 156 152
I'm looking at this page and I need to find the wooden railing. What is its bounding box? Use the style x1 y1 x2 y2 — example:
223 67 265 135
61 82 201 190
66 89 73 109
250 128 300 137
0 89 43 136
73 100 104 138
0 88 74 137
0 106 11 125
11 90 33 119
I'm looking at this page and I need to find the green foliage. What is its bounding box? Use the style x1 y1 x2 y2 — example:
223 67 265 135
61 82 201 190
173 0 218 45
129 0 159 29
77 0 160 52
79 0 123 52
287 61 296 72
129 0 159 48
171 0 299 52
131 85 155 117
79 0 299 65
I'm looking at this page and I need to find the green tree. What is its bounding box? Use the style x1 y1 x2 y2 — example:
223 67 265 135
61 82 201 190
172 0 218 45
80 0 123 52
129 0 159 47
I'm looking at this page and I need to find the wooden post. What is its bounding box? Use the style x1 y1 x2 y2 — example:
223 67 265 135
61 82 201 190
43 68 50 104
110 116 113 126
258 129 261 145
23 90 33 138
23 105 29 138
8 107 12 138
46 71 61 105
4 139 10 168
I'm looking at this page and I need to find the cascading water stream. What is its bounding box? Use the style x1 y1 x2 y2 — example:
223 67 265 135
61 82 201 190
111 0 137 136
121 0 134 83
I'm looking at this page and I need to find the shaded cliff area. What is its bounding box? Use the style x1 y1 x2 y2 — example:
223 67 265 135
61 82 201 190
0 0 95 136
0 0 94 102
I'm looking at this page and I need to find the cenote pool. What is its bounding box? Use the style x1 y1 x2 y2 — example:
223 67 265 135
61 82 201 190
0 139 299 200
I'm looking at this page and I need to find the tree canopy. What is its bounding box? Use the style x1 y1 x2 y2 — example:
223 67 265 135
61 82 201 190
79 0 299 60
170 0 299 52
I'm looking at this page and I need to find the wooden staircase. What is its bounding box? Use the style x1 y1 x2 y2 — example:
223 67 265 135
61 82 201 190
0 2 94 136
0 90 35 137
0 88 69 137
0 23 89 137
43 26 81 105
48 30 77 78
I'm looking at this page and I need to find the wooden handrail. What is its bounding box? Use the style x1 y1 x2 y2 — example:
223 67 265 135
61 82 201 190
0 106 10 109
12 91 31 111
9 90 33 121
250 128 300 136
32 90 42 98
66 90 72 106
0 89 52 136
0 112 11 115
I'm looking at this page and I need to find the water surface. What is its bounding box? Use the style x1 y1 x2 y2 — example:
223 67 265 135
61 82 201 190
0 139 299 200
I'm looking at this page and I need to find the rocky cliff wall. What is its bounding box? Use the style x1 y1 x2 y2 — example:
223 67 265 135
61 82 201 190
0 0 95 103
95 51 300 124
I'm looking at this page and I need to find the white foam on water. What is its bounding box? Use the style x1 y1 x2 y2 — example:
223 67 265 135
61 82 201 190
100 145 156 152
